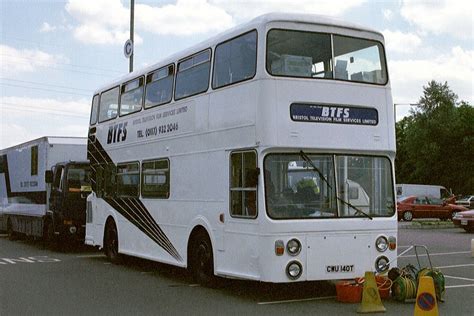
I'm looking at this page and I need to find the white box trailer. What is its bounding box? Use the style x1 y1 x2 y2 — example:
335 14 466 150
0 137 87 237
396 183 451 199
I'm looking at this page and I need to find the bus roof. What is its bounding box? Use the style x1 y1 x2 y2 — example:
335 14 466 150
93 12 384 95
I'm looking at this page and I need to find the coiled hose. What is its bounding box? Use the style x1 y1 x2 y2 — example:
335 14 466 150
390 264 418 301
389 265 446 302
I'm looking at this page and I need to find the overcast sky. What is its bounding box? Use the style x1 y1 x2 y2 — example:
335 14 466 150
1 0 473 149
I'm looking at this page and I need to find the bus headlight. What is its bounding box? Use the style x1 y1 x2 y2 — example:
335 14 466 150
375 236 388 252
375 256 389 273
286 261 303 280
286 238 301 256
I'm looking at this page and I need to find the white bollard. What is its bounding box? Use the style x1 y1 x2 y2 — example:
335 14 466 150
472 239 474 257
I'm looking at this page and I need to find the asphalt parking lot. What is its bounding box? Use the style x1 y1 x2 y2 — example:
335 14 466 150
1 224 473 315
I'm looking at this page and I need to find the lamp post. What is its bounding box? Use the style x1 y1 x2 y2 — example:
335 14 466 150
129 0 134 73
123 0 135 73
393 103 419 122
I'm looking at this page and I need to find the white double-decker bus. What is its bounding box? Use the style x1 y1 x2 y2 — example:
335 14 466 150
86 13 397 284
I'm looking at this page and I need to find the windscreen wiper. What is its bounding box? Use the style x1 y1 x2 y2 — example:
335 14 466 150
336 196 373 220
299 150 332 189
299 150 372 220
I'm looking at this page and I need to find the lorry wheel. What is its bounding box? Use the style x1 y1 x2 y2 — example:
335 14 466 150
403 211 413 222
104 221 121 264
190 231 217 287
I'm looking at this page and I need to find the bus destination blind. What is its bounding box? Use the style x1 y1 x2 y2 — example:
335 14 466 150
290 103 378 126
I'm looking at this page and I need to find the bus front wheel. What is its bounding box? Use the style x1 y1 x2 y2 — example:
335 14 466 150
191 231 217 287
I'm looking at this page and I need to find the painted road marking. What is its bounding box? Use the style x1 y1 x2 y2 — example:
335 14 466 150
445 284 474 289
258 296 335 305
400 251 470 258
436 263 474 269
75 254 104 258
0 256 61 265
444 275 474 282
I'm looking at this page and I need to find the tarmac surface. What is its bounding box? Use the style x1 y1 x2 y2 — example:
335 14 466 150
1 222 473 315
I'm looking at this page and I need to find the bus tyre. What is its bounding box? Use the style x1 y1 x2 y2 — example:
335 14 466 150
403 211 413 222
104 221 121 264
191 231 217 287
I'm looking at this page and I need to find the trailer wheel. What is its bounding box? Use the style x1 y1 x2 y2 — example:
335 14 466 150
7 218 16 241
190 230 217 287
104 220 121 264
43 219 54 242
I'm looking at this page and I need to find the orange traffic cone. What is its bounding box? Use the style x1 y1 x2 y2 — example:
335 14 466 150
357 271 386 313
414 276 439 316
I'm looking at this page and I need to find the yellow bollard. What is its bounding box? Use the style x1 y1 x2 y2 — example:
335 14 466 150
414 276 439 316
356 271 386 313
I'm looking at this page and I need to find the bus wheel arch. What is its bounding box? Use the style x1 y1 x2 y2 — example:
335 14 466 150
104 216 121 264
187 226 217 286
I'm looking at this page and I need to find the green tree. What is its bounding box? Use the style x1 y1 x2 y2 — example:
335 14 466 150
395 81 474 195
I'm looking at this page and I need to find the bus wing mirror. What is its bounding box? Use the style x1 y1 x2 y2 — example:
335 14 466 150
246 168 260 187
45 170 53 184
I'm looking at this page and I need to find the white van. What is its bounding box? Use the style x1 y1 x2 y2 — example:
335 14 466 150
396 184 451 199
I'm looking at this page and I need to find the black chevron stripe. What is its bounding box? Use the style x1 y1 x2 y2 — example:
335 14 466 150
87 136 182 262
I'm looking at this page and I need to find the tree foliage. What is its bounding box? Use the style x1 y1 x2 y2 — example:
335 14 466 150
395 81 474 195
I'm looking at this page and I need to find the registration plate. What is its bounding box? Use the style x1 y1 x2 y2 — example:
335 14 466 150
461 219 468 225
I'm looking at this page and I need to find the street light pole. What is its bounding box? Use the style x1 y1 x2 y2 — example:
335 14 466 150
129 0 134 73
393 103 419 122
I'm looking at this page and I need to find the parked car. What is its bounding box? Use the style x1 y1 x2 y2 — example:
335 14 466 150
455 195 474 209
397 195 467 221
452 210 474 233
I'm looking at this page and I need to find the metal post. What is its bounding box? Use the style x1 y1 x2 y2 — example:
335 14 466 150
129 0 134 73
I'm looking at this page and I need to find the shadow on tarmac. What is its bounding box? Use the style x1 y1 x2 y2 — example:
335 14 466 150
3 235 336 303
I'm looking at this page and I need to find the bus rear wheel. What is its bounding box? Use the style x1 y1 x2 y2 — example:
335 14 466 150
104 221 121 264
191 231 217 287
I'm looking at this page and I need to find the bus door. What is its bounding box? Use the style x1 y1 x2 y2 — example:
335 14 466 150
223 150 259 277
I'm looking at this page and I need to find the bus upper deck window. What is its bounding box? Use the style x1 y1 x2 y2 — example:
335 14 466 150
175 49 211 100
90 94 99 125
213 30 257 89
333 35 387 84
145 65 174 108
266 29 332 79
120 77 144 116
98 86 119 122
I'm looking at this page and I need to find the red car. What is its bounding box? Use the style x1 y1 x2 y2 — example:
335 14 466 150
397 195 467 221
452 210 474 233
